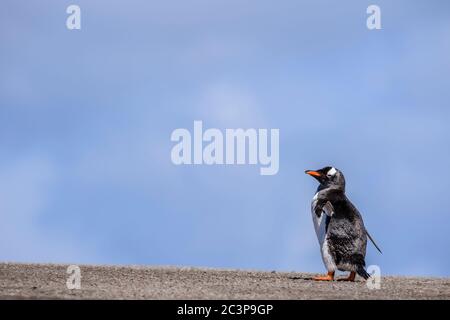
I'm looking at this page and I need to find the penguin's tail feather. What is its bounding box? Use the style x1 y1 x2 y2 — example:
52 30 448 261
366 230 382 254
356 265 370 280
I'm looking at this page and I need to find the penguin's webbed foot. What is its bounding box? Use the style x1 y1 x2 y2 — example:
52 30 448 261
313 271 334 281
337 271 356 282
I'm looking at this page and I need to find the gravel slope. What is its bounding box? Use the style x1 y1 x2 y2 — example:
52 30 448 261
0 263 449 299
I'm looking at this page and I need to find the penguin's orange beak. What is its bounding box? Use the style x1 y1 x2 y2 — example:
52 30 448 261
305 170 321 177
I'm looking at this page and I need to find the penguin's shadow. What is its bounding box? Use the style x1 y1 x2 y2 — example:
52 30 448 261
288 276 315 281
288 276 365 282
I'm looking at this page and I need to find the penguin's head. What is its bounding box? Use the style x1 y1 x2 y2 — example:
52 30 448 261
305 166 345 190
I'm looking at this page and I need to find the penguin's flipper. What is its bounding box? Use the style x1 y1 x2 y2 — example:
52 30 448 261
366 231 382 254
322 201 334 217
313 198 333 218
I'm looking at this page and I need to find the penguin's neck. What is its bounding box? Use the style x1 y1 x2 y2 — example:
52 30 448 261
317 184 345 194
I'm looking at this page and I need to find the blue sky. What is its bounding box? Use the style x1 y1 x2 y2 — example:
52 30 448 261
1 0 450 276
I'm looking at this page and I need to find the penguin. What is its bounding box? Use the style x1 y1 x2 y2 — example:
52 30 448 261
305 166 381 281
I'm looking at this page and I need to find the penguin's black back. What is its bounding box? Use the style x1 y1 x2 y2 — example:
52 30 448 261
325 191 368 274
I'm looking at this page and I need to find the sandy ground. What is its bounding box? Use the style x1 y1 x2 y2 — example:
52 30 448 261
0 263 449 299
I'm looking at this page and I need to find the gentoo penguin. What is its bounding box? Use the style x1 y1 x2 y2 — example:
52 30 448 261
305 166 381 281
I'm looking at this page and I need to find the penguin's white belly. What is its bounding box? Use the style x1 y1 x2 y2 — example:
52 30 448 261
311 193 337 272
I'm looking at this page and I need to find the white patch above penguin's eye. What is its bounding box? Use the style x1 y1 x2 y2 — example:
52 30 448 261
327 167 337 177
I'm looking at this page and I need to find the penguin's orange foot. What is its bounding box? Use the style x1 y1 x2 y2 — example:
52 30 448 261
337 271 356 282
313 271 334 281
